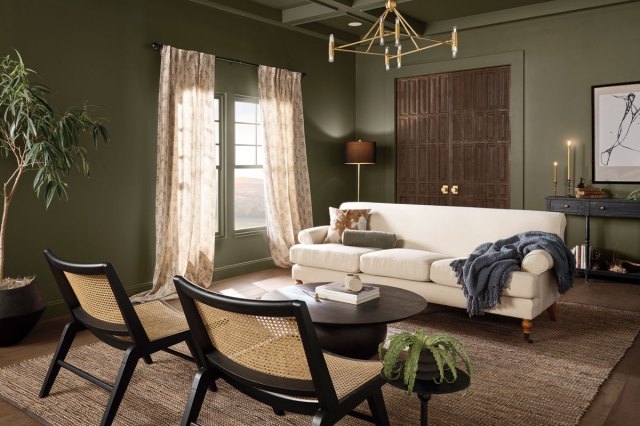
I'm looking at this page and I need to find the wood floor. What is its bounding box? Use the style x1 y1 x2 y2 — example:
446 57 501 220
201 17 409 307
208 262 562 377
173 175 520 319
1 268 639 425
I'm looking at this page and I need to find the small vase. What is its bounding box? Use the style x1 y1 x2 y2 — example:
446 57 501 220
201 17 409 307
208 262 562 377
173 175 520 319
344 274 363 292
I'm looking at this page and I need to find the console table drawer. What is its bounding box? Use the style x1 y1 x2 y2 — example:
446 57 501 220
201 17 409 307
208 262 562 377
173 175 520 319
590 201 640 218
548 199 585 214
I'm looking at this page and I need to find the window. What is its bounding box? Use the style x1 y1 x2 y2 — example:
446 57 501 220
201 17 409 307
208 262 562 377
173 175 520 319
233 97 266 231
214 96 223 235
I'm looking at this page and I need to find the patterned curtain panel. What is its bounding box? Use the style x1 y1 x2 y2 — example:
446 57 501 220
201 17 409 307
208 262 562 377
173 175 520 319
132 46 217 302
258 66 313 268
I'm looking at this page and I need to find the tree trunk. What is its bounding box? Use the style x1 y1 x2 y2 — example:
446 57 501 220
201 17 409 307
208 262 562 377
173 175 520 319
0 194 9 282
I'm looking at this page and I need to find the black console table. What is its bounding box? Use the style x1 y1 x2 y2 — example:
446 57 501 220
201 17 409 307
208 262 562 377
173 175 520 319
546 196 640 282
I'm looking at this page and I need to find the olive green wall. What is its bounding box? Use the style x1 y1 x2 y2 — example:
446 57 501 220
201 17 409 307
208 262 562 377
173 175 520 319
0 0 355 317
355 2 640 258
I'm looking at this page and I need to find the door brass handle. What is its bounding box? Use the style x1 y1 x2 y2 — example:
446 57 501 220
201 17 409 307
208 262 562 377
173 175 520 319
451 185 459 195
441 185 449 194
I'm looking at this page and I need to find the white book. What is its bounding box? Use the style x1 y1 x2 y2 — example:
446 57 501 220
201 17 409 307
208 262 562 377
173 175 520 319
315 282 380 304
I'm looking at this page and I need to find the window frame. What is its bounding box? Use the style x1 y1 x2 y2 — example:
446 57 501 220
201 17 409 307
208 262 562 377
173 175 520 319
232 94 266 236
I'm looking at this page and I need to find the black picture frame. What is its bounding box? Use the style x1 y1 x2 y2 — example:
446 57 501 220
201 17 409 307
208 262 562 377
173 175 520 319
592 81 640 183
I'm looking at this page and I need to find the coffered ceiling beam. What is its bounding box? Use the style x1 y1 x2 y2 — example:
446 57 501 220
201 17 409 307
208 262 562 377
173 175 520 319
188 0 351 42
304 0 391 26
282 3 343 26
424 0 637 35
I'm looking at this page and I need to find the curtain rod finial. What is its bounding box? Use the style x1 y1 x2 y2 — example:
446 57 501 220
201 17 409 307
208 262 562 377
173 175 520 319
151 42 163 50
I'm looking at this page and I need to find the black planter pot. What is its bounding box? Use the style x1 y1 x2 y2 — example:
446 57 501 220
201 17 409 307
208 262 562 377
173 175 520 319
0 279 46 346
416 349 440 381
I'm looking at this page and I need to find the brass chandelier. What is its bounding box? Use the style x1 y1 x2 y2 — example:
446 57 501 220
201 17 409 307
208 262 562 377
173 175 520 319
328 0 458 70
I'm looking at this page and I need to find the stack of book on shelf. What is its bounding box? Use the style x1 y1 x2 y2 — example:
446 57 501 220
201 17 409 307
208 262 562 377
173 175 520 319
575 187 605 199
315 282 380 304
571 244 591 269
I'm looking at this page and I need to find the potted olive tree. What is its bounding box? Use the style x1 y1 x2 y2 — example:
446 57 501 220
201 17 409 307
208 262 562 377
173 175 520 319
0 52 107 345
379 329 472 394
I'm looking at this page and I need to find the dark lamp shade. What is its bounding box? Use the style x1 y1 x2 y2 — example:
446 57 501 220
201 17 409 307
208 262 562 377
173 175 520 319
344 140 376 164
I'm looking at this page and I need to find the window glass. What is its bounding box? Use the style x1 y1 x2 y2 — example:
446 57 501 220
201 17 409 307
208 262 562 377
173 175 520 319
234 98 265 230
234 168 266 230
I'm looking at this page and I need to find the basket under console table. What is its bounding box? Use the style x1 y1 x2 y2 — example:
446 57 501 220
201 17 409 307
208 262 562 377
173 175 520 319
545 196 640 282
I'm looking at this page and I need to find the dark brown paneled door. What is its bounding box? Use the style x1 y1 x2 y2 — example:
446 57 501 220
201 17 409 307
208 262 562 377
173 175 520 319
396 66 511 208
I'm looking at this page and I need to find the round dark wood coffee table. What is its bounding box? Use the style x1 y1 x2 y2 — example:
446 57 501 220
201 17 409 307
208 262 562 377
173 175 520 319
261 283 427 359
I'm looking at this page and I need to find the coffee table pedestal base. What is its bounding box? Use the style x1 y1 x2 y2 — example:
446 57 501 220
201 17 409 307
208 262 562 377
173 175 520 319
314 323 387 359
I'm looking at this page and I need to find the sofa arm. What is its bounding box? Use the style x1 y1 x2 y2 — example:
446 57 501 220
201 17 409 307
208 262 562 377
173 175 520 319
298 226 330 244
521 250 554 275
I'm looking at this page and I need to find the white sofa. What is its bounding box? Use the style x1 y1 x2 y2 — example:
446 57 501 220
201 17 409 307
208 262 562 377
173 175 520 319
290 202 568 340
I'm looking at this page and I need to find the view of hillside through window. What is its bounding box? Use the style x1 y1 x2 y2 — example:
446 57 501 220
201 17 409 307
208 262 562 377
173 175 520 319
234 99 266 230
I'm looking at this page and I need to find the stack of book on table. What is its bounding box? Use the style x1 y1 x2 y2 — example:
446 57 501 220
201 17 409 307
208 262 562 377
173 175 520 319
575 187 605 199
571 244 591 269
315 283 380 304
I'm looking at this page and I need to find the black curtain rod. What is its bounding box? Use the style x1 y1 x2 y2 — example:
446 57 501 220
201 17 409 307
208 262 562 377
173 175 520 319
151 43 306 77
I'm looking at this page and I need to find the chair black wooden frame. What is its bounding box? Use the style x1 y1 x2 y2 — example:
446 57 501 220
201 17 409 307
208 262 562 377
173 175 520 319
40 249 195 426
174 275 390 426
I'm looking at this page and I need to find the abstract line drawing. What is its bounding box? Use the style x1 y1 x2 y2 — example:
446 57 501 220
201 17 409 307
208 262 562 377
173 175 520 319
600 92 640 166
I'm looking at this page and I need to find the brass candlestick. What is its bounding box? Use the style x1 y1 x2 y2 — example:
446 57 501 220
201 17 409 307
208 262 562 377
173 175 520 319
553 181 558 197
565 179 573 197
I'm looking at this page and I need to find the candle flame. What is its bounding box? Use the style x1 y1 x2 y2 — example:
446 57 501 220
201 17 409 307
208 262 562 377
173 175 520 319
554 161 558 166
567 140 572 146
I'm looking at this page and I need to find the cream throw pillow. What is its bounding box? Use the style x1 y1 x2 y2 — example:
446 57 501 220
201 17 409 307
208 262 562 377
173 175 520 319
323 207 371 243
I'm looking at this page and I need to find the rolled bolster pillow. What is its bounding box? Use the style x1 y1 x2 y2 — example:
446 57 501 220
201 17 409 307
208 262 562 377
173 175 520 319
342 230 397 249
521 249 554 275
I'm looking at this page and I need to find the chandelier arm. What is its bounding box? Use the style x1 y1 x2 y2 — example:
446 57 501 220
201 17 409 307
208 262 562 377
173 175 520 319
395 10 421 38
390 41 449 59
395 15 420 50
333 48 387 57
336 31 394 51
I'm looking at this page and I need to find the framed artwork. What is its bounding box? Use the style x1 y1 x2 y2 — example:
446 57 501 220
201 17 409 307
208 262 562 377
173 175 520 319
592 81 640 183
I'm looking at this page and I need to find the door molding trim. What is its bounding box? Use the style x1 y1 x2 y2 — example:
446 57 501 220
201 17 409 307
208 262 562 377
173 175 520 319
385 51 524 209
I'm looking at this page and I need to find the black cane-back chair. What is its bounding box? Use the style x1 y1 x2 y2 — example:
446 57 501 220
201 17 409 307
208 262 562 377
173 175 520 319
41 249 195 426
174 275 390 426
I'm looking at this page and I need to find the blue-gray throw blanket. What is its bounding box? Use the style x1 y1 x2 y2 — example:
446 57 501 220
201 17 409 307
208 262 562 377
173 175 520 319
450 231 576 316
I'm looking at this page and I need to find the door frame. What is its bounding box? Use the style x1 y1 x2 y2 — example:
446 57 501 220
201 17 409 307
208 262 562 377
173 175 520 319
385 51 524 209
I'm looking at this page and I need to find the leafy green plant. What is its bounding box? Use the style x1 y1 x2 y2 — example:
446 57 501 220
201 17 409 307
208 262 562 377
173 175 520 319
379 329 472 394
0 52 107 285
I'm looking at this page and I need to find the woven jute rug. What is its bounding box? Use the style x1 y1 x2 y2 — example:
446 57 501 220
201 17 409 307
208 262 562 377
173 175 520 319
1 301 639 425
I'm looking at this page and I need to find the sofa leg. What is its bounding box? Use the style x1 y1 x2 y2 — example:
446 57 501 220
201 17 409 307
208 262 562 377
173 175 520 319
295 279 303 284
546 303 558 321
521 319 533 343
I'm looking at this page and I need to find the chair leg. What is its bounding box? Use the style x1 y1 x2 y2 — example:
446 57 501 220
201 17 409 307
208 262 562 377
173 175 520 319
143 354 153 365
273 408 285 416
295 280 303 284
367 388 390 426
522 319 533 343
181 367 215 426
40 321 82 398
311 409 332 426
100 347 140 426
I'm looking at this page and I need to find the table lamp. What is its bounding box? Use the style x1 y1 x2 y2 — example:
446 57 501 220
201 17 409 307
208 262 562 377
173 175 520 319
344 139 376 202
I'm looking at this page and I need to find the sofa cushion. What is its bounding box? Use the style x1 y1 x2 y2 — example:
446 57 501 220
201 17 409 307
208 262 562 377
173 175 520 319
290 244 379 273
429 258 538 299
323 207 371 243
360 249 448 282
342 230 396 249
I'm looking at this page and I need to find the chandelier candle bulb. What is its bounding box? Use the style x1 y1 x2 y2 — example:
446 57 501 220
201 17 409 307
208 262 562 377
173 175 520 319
397 44 402 69
452 26 458 58
328 34 334 63
554 161 558 183
385 46 390 71
395 18 400 47
379 17 385 45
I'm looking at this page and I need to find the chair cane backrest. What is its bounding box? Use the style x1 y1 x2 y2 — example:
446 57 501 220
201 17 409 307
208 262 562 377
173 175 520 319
174 276 339 403
64 272 126 324
194 301 312 381
44 249 148 343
